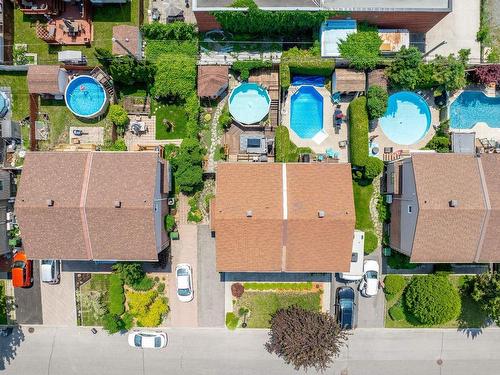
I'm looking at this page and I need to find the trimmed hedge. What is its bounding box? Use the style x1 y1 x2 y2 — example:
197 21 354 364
225 312 239 330
348 97 369 167
108 274 125 316
275 126 312 162
365 156 384 180
384 275 406 296
232 60 272 81
243 282 313 291
364 230 378 254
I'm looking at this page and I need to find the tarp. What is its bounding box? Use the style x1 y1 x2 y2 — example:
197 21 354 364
291 75 325 87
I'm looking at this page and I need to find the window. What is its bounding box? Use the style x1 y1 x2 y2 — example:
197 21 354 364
0 181 3 191
408 206 412 214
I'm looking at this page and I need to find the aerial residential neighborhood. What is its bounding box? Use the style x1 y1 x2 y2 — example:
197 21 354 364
0 0 499 373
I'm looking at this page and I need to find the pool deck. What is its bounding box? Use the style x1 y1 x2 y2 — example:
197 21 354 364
283 85 349 163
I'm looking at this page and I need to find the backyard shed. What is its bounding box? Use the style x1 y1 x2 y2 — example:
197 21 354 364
451 132 476 154
197 65 229 99
332 69 366 93
112 25 143 60
27 65 68 97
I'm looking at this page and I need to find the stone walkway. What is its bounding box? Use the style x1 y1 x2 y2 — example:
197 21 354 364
206 96 227 173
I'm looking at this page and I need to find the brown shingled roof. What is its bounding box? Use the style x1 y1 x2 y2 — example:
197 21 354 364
197 65 228 98
212 163 355 272
15 151 166 261
27 65 65 94
112 25 142 58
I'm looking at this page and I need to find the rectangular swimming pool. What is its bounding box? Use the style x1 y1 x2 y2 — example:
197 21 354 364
450 91 500 129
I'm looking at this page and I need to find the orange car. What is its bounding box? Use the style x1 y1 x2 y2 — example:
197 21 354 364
11 251 33 288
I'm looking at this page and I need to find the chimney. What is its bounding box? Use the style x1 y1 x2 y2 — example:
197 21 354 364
246 210 253 218
449 200 458 208
318 210 325 218
46 199 54 207
114 200 122 208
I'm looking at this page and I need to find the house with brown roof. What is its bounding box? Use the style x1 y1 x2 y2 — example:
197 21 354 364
15 151 171 261
27 65 68 99
386 153 500 263
112 25 143 60
197 65 229 99
211 163 355 273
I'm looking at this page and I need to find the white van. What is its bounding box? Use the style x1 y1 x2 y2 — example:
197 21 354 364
40 260 61 284
339 230 365 281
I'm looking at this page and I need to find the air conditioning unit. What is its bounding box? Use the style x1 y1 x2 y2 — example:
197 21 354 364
167 198 175 206
385 194 393 204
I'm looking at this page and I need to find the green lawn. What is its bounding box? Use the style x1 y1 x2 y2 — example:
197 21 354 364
385 275 487 328
0 72 29 120
234 291 322 328
353 180 374 231
153 102 188 140
0 280 7 325
79 274 111 326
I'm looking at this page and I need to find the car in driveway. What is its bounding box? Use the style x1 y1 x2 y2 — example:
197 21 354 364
128 331 167 349
335 286 357 330
359 260 380 297
339 230 365 281
40 260 61 284
11 251 33 288
175 263 193 302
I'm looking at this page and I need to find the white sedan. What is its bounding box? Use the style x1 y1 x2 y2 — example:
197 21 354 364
359 260 380 297
128 331 167 349
175 263 194 302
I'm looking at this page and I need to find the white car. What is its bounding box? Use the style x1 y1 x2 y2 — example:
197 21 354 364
175 263 193 302
40 260 61 284
359 260 380 297
339 231 365 281
128 331 167 349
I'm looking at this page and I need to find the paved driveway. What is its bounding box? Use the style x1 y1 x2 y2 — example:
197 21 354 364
168 224 198 327
197 225 224 327
13 262 43 325
40 271 77 326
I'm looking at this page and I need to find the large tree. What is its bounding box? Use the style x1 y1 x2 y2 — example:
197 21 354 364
171 138 205 194
265 306 348 372
386 46 422 90
338 29 382 71
466 271 500 325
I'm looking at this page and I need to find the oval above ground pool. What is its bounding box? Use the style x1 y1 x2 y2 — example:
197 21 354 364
380 91 431 146
65 75 108 119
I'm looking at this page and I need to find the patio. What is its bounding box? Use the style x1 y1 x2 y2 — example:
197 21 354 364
69 126 104 145
124 115 181 151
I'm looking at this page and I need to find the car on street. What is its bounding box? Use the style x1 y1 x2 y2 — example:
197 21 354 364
339 230 365 281
11 251 33 288
359 260 380 297
175 263 193 302
128 331 167 349
40 260 61 284
335 286 356 330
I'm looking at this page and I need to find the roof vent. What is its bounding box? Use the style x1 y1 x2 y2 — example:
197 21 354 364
449 200 458 208
114 200 122 208
125 38 129 42
46 199 54 207
246 210 253 218
318 210 325 218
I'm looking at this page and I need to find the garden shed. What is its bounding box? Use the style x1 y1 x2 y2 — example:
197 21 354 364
197 65 229 99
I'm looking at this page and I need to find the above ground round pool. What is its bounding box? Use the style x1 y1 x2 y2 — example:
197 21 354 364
380 91 431 145
290 86 323 139
229 83 270 125
450 91 500 129
65 75 108 118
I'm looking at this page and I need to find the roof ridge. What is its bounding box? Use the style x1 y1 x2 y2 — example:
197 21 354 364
80 152 93 260
475 157 491 262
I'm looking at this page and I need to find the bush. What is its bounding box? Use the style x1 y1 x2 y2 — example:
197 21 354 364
405 275 461 325
122 312 134 331
225 312 239 330
231 283 245 298
232 60 272 81
102 138 127 151
112 263 145 286
164 214 176 232
338 29 382 71
127 290 158 317
377 194 391 223
171 138 205 194
141 22 197 41
423 135 450 153
102 313 124 334
146 40 198 61
108 104 129 130
275 126 310 162
387 252 419 270
364 230 378 254
348 97 369 167
465 271 500 325
137 297 169 327
384 275 406 296
108 274 125 316
388 305 405 321
157 282 166 293
153 53 197 100
218 104 232 129
364 156 384 180
131 276 155 292
366 85 388 120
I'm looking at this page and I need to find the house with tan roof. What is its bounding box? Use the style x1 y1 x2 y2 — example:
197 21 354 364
386 153 500 263
15 151 171 261
211 163 355 273
197 65 229 100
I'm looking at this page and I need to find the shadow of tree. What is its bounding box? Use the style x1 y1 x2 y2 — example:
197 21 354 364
0 326 26 370
456 283 490 339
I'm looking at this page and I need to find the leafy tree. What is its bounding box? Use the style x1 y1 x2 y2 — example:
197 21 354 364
108 56 136 85
424 135 450 153
338 30 382 71
94 48 114 69
405 275 461 325
265 306 348 372
384 275 406 296
474 64 500 85
232 60 272 81
364 156 384 179
102 313 124 334
366 85 388 120
171 138 205 194
112 262 145 286
102 138 127 151
465 271 500 325
108 104 129 133
164 215 176 232
386 47 422 90
153 53 196 100
419 54 466 93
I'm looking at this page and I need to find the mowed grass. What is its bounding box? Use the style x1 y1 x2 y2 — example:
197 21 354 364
154 103 188 140
234 291 322 328
353 180 374 231
0 72 29 120
79 274 111 326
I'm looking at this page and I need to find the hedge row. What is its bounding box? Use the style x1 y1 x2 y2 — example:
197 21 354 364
232 60 272 81
275 126 312 162
348 97 369 167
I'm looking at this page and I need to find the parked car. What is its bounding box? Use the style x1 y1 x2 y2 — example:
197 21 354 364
175 264 193 302
11 251 33 288
128 331 167 349
40 260 61 284
339 230 365 281
359 260 380 297
335 286 356 330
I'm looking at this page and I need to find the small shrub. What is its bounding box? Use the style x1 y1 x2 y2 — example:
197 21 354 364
364 230 378 254
364 156 384 180
405 275 461 325
377 194 391 223
78 291 108 321
127 290 158 317
218 105 232 129
384 275 406 296
232 60 272 81
238 307 249 317
131 276 155 292
231 283 245 298
154 276 160 282
348 97 369 167
366 85 388 120
122 312 134 331
137 297 169 327
108 274 125 316
389 305 405 321
108 104 129 130
387 252 419 270
226 312 239 330
102 313 123 334
165 215 176 232
157 282 166 293
112 263 145 286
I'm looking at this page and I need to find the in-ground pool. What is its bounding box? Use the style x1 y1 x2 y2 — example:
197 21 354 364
229 83 270 124
450 91 500 129
65 75 108 118
290 86 323 139
380 91 431 145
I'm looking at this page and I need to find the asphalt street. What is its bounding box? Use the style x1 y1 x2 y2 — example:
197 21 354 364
1 326 499 375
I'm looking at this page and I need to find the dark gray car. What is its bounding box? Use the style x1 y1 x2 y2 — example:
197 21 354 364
335 286 357 330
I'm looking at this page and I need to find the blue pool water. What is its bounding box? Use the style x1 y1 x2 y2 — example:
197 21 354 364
450 91 500 129
290 86 323 139
380 91 431 145
229 83 270 124
65 76 107 118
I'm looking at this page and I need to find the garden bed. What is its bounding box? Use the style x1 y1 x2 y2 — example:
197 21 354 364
78 274 111 326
